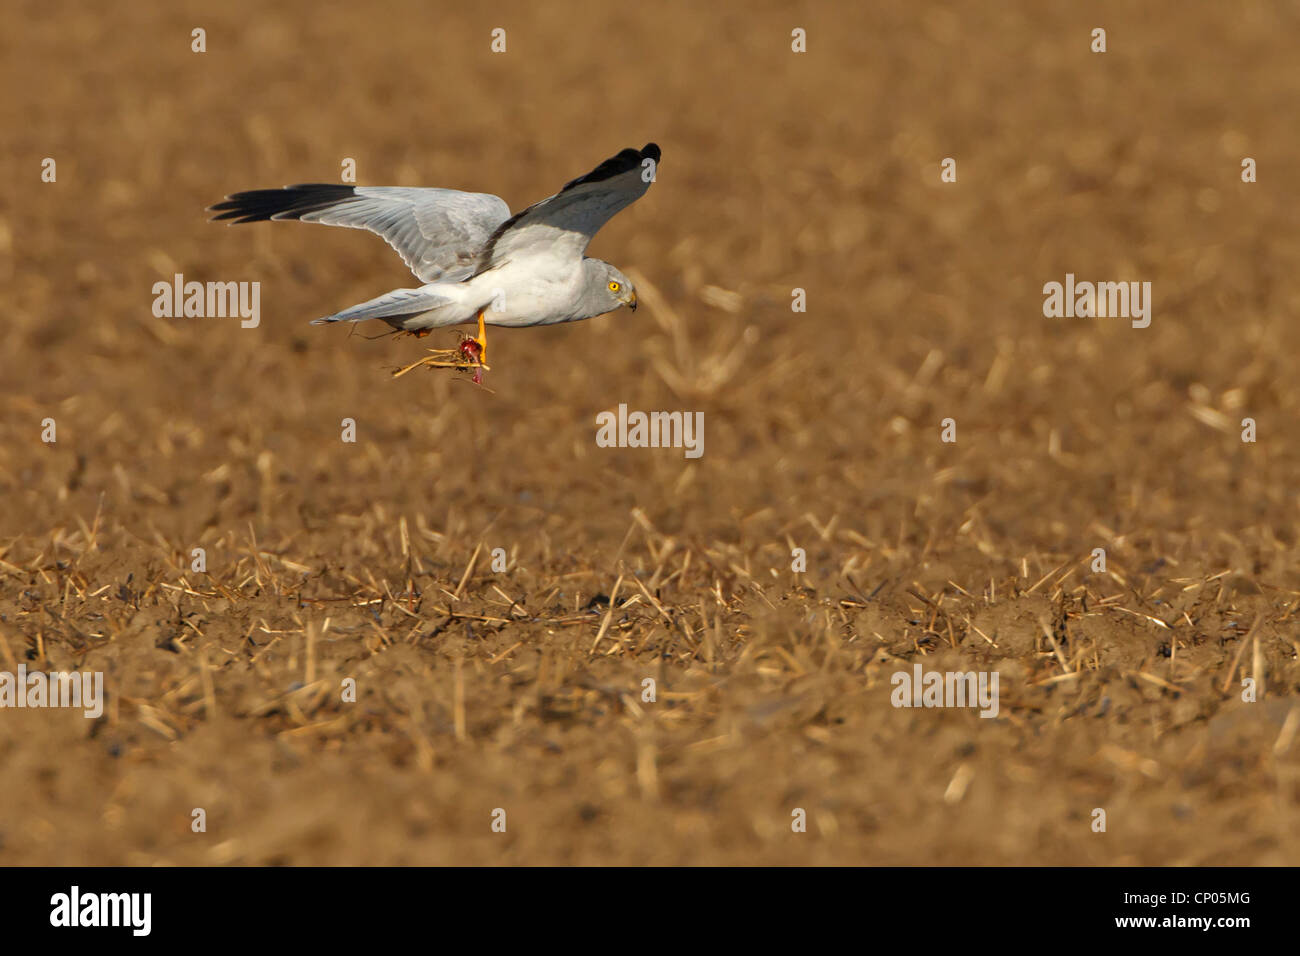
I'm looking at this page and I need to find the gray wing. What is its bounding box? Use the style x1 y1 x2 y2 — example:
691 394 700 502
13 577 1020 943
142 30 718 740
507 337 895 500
210 184 511 282
471 143 660 277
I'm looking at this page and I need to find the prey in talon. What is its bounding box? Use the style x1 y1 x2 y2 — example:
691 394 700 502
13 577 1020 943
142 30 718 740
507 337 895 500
209 143 659 382
392 329 489 384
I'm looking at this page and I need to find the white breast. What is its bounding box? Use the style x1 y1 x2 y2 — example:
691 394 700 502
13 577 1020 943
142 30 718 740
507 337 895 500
472 258 586 327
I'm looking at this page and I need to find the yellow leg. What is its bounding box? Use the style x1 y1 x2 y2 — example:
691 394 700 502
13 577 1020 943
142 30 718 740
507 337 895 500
476 309 488 365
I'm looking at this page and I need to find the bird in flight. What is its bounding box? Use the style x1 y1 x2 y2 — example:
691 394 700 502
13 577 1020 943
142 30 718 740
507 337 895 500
210 143 661 383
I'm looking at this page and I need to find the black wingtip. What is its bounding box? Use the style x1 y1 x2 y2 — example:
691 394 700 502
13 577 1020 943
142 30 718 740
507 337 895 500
560 143 662 194
207 183 360 223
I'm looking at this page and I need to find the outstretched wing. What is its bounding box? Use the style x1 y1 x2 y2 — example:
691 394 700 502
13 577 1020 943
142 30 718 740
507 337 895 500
472 143 660 277
209 185 511 282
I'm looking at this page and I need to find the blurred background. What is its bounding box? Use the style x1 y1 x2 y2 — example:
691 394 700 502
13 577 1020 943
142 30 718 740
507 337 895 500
1 0 1299 864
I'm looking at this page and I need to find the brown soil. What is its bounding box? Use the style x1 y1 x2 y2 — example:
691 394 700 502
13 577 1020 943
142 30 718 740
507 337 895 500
2 0 1299 864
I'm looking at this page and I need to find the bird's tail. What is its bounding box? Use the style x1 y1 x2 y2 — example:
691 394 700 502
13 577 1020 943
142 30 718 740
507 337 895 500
310 287 462 328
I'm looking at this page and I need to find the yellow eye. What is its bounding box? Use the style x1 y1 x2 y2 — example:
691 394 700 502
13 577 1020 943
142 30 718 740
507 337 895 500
608 281 620 292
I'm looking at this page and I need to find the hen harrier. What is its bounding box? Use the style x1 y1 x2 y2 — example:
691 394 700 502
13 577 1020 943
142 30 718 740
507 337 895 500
210 143 660 381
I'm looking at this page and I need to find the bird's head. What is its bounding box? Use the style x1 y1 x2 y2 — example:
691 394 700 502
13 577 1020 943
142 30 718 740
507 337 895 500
592 261 637 313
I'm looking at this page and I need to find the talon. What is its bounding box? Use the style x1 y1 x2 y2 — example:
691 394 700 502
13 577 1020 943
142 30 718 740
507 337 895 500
392 310 491 382
460 335 487 385
458 337 482 364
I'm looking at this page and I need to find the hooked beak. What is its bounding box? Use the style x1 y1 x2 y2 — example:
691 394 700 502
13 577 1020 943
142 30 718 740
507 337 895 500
626 289 638 312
